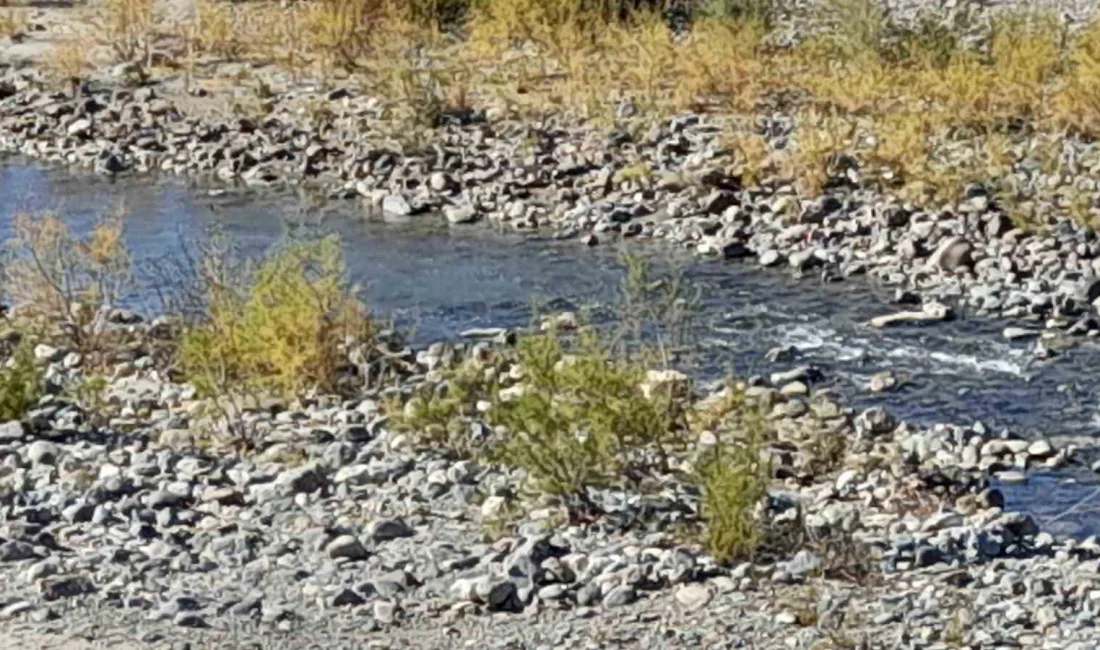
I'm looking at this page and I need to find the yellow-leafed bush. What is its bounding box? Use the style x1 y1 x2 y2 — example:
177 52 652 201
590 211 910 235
180 235 374 400
3 212 132 357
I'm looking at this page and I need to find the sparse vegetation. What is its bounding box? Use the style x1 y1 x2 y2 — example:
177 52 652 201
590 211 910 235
691 384 771 562
0 341 42 422
389 356 500 455
40 0 1100 225
179 235 374 402
488 327 681 504
47 39 92 93
2 211 132 363
0 6 26 39
93 0 158 63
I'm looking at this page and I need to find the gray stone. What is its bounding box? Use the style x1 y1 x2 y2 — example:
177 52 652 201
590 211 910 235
868 371 898 393
931 236 974 271
428 171 455 192
33 344 62 362
331 588 365 607
0 421 24 442
39 575 95 601
575 583 600 607
148 490 186 509
867 302 952 328
327 535 370 561
367 518 413 542
996 470 1028 485
1003 326 1039 341
173 613 209 628
444 202 479 224
486 580 519 612
0 601 34 619
276 464 327 494
914 545 944 567
1027 440 1055 459
66 119 91 137
601 585 636 608
373 599 398 623
758 250 784 267
382 194 413 216
0 541 38 562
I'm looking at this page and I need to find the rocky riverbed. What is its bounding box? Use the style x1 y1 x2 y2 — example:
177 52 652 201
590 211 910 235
8 0 1100 646
0 308 1098 650
5 55 1100 354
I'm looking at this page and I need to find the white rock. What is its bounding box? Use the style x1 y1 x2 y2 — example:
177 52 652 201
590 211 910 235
674 583 712 612
639 369 690 400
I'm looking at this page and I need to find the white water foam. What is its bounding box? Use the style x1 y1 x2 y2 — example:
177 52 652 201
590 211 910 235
770 323 1028 377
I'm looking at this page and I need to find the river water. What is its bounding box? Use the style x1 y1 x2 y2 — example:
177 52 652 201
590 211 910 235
3 160 1100 537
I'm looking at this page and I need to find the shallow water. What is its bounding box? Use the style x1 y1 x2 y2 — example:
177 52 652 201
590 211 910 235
4 159 1100 536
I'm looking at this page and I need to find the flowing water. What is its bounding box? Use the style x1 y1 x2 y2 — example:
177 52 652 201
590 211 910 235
4 159 1100 537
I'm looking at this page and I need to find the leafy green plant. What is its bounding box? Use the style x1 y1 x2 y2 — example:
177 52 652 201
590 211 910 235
388 357 499 454
179 235 374 401
613 252 701 366
0 342 42 421
488 327 679 505
693 386 770 563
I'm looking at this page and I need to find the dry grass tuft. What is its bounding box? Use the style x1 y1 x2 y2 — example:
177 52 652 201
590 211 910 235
0 7 26 39
41 0 1100 226
45 38 93 91
92 0 158 63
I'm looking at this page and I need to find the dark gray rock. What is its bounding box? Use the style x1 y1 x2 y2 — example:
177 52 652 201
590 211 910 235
39 575 96 601
367 518 413 542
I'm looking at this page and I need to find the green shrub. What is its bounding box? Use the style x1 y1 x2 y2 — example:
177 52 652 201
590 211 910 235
388 357 500 454
692 387 770 562
613 252 700 366
0 342 42 421
179 235 373 400
488 327 679 502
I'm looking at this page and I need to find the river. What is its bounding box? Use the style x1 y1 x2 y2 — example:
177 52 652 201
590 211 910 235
4 159 1100 537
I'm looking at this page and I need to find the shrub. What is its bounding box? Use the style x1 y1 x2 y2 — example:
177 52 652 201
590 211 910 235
612 252 701 365
388 357 500 455
488 327 680 504
301 0 385 69
179 235 374 401
46 40 92 93
1053 20 1100 136
93 0 158 63
0 342 42 422
808 0 888 63
2 211 132 361
0 7 26 40
696 0 780 28
692 387 770 562
193 0 247 60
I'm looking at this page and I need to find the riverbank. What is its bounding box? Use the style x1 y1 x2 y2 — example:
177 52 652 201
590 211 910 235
5 0 1100 348
7 1 1100 646
0 209 1088 648
0 294 1095 649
